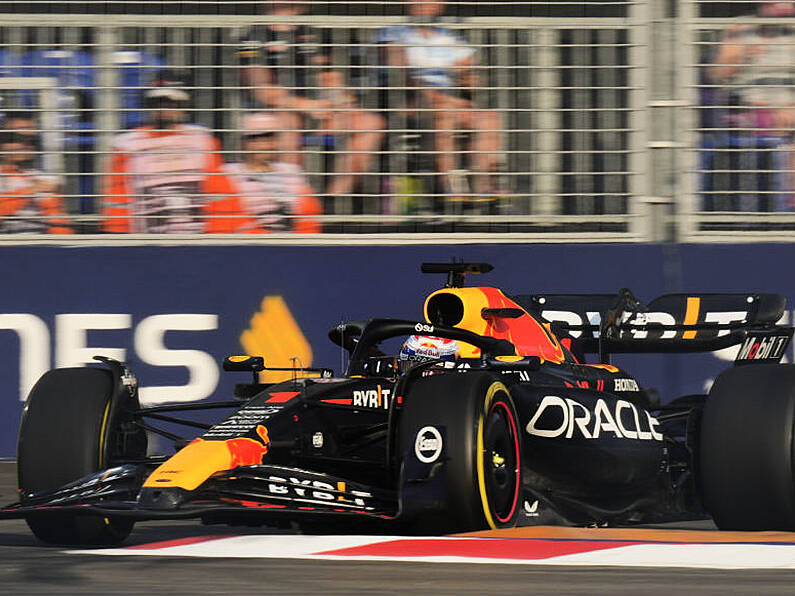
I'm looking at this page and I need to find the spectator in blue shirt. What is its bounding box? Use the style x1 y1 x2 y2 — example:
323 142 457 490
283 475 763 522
378 0 504 199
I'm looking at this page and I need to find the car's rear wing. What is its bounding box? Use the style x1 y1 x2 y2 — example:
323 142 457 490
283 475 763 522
515 291 791 362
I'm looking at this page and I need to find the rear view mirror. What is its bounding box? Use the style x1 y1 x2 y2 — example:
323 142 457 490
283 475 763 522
223 355 265 372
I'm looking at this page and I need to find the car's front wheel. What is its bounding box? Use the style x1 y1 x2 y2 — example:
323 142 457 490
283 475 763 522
17 367 144 545
397 372 522 534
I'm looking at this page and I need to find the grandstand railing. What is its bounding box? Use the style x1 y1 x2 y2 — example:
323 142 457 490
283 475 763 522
0 3 791 242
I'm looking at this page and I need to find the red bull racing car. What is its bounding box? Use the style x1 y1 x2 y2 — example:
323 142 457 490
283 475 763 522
3 261 795 545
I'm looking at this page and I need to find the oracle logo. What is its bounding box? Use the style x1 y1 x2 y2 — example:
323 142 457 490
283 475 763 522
526 395 663 441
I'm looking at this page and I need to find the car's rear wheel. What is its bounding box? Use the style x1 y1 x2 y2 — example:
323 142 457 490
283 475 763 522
700 364 795 531
17 367 144 545
398 372 522 534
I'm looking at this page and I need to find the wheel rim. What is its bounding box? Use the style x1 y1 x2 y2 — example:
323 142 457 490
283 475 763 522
482 399 521 524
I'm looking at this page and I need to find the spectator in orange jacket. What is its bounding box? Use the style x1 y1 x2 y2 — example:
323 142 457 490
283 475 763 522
225 112 321 233
0 111 72 234
101 71 244 233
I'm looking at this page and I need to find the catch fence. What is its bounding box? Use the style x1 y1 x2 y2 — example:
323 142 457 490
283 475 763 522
0 1 791 241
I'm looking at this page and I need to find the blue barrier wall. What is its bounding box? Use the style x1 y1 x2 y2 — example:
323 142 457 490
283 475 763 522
0 243 792 457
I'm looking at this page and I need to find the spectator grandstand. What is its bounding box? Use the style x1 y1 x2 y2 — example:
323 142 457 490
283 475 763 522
0 0 791 240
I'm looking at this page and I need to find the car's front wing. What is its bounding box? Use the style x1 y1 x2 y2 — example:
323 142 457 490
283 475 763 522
0 464 400 522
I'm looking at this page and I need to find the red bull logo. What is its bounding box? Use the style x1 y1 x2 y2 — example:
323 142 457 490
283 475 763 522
144 425 271 491
226 425 270 468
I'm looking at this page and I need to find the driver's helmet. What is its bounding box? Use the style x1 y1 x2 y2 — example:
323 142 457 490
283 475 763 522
399 335 459 371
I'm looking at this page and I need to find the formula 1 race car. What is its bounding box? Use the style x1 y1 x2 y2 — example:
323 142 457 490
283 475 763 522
3 262 795 545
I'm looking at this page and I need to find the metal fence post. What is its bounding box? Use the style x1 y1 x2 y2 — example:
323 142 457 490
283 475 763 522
95 26 120 224
677 0 700 242
638 0 688 242
628 0 652 240
532 27 561 217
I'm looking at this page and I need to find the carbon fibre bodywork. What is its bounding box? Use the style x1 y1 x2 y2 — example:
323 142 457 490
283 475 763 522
2 358 669 528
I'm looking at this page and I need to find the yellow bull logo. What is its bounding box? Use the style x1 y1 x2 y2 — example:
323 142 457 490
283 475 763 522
240 296 313 384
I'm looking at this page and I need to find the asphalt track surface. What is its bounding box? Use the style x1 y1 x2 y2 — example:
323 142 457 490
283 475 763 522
1 461 793 595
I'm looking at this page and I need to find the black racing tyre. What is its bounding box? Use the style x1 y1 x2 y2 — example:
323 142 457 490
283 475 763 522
398 372 522 534
17 367 139 545
700 364 795 531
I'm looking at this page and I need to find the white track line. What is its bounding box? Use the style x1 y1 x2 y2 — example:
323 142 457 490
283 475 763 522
69 535 795 569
